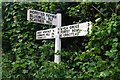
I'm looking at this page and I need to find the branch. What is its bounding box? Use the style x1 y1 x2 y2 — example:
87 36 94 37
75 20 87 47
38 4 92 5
92 5 106 17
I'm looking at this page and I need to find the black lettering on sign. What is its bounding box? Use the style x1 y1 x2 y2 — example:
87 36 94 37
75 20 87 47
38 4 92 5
38 32 42 34
46 14 57 19
38 15 45 20
75 33 78 35
33 18 37 22
60 34 62 37
30 14 36 19
38 37 43 39
30 10 33 13
70 33 74 36
30 10 38 14
70 24 79 29
54 15 57 19
30 13 38 22
46 14 53 21
38 16 41 19
46 33 50 36
46 14 49 17
30 14 33 17
52 15 54 19
75 24 79 28
72 29 80 33
38 14 45 23
38 19 44 23
61 30 70 33
43 31 46 33
45 13 57 25
30 13 38 19
43 30 51 33
52 33 54 35
62 27 68 30
40 12 45 16
63 34 69 37
30 16 33 20
46 20 52 24
48 16 53 21
39 36 46 39
52 35 54 37
72 29 75 32
38 34 45 36
70 25 74 29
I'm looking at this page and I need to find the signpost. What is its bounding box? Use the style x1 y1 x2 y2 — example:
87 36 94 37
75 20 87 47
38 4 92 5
27 9 92 63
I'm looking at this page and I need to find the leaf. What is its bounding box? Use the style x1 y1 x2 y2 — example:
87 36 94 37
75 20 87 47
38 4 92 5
113 38 118 42
99 70 110 77
107 29 111 34
23 70 28 74
12 62 19 69
21 63 26 68
88 67 95 72
105 51 112 57
112 43 118 48
76 62 82 66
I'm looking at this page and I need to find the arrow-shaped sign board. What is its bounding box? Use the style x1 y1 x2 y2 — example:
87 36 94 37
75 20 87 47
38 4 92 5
60 22 91 38
36 22 92 40
27 9 57 25
36 28 55 40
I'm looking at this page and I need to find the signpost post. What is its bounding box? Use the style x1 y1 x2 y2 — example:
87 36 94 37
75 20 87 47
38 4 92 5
54 13 61 63
27 9 92 63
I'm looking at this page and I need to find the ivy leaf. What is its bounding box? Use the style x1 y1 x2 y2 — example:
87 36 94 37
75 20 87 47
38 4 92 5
112 38 118 42
12 62 19 69
23 70 28 74
99 70 110 77
105 51 112 57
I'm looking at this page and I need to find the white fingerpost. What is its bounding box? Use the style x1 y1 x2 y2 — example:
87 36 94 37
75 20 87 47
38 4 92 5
54 13 61 63
27 9 92 64
27 9 30 21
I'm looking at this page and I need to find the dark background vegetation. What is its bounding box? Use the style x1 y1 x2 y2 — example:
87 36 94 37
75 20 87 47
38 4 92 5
2 2 120 79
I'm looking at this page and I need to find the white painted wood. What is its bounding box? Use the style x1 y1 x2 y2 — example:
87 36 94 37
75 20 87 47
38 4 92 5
54 13 61 63
36 28 55 40
54 54 61 64
27 9 57 25
60 22 92 38
27 9 30 20
36 22 92 40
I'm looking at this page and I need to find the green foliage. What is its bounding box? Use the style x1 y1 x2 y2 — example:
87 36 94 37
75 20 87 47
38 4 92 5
34 61 67 79
77 13 120 79
67 2 120 22
2 2 55 79
2 2 120 80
